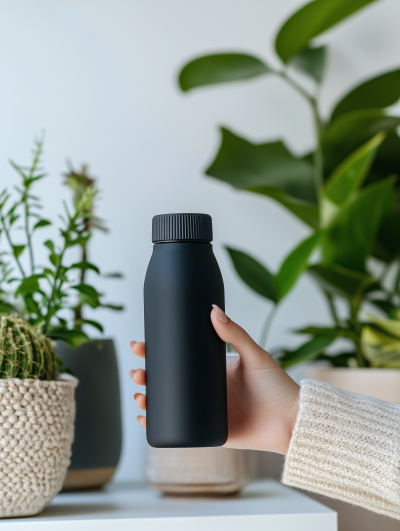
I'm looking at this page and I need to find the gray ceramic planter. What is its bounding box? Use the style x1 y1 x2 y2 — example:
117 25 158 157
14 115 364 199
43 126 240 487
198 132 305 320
56 339 122 490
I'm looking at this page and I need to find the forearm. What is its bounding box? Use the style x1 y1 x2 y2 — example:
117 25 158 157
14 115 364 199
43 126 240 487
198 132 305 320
282 379 400 520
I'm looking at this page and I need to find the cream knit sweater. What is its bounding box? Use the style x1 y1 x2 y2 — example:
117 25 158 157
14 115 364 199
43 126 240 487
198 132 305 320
282 379 400 520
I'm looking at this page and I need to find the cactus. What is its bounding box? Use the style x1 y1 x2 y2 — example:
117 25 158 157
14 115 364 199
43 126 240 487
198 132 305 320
0 314 57 380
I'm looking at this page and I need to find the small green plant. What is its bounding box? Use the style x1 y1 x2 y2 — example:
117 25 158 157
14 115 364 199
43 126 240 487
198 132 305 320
0 136 123 349
0 314 57 380
178 0 400 368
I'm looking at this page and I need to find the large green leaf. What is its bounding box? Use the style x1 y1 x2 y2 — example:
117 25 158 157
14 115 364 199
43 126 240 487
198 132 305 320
361 325 400 368
289 46 327 83
275 0 378 63
322 177 396 271
368 133 400 186
48 327 91 349
71 284 101 308
225 247 277 302
373 193 400 262
178 54 271 92
279 335 336 369
308 263 378 299
324 133 385 206
363 312 400 339
276 232 321 301
331 69 400 122
206 128 316 202
322 110 400 174
246 186 319 228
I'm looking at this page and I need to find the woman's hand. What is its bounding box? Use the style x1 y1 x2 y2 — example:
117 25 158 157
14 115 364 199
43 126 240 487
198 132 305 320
130 305 299 455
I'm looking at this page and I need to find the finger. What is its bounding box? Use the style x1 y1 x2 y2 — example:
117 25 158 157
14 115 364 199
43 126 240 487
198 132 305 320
211 305 276 367
137 415 146 428
129 368 146 386
134 393 147 411
130 341 145 359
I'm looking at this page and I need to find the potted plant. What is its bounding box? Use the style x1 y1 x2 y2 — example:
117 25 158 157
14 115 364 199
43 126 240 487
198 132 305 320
148 0 400 496
0 314 77 517
0 137 123 491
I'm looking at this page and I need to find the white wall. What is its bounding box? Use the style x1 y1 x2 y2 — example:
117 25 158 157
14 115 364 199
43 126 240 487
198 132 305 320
1 0 399 481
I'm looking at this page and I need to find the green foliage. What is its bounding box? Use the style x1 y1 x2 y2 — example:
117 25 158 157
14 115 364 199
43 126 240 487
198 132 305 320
0 314 58 380
0 138 124 353
178 0 400 367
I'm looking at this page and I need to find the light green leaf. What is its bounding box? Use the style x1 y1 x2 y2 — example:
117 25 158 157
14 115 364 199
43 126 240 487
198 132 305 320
102 272 123 279
289 45 326 82
323 132 385 207
275 0 377 63
363 312 400 340
322 177 396 272
226 247 277 302
361 325 400 368
279 335 336 369
246 186 319 228
15 275 41 296
12 245 25 259
178 53 271 92
33 219 51 230
207 128 316 203
331 69 400 122
48 328 91 349
276 232 321 301
44 240 55 252
75 319 104 333
308 263 378 299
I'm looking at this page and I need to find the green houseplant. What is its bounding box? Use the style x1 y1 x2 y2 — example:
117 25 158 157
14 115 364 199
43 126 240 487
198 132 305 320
177 0 400 371
0 138 123 490
0 313 77 517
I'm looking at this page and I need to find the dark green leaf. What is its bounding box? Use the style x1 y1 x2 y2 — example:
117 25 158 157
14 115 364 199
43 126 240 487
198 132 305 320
308 263 378 299
289 45 326 82
75 319 104 333
101 303 124 311
246 186 319 228
331 69 400 122
323 132 385 213
48 327 91 349
369 299 400 320
317 351 355 367
275 0 377 63
368 133 400 186
49 253 60 267
71 284 100 308
279 335 336 369
276 232 321 301
33 219 51 230
69 261 100 274
322 177 396 271
178 53 271 92
0 302 15 314
295 325 358 341
206 127 316 203
12 245 25 259
102 272 123 278
373 188 400 262
322 110 400 174
225 247 277 302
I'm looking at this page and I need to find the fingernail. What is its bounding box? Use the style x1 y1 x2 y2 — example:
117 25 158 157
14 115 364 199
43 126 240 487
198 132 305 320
136 415 141 422
134 393 139 400
212 304 229 324
129 369 135 378
130 341 137 349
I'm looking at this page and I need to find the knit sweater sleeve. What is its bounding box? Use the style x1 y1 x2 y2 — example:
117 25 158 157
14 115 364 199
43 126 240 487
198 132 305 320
282 379 400 520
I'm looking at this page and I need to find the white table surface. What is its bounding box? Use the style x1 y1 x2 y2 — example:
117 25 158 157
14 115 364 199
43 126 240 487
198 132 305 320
3 480 337 531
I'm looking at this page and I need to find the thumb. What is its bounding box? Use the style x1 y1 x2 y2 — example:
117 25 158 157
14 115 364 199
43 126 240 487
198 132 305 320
211 305 275 367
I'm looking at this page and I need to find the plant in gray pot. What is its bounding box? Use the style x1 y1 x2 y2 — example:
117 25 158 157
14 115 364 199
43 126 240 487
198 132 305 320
0 137 124 491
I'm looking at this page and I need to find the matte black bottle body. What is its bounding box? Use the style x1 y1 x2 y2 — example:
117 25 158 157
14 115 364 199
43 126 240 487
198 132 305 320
144 241 228 448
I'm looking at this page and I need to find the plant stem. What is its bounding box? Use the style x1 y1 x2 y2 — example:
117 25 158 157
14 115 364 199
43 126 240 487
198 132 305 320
277 70 324 210
324 291 339 326
0 210 25 278
24 199 34 274
259 304 278 349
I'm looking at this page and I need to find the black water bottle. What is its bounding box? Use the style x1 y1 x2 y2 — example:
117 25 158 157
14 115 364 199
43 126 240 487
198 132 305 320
144 213 228 448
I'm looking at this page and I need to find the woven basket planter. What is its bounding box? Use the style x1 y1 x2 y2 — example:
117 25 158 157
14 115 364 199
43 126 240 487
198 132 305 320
146 446 249 495
0 376 77 517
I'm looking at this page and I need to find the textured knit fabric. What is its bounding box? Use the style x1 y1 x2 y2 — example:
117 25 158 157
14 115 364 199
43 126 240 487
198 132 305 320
282 379 400 520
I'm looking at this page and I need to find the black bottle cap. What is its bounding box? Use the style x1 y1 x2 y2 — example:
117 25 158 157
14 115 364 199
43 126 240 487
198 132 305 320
152 213 213 243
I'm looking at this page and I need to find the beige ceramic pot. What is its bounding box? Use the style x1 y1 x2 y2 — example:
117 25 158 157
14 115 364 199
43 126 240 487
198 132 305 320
146 446 249 495
306 367 400 403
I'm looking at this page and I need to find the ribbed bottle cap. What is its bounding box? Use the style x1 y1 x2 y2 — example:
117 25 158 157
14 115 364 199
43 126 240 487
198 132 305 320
152 213 213 243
